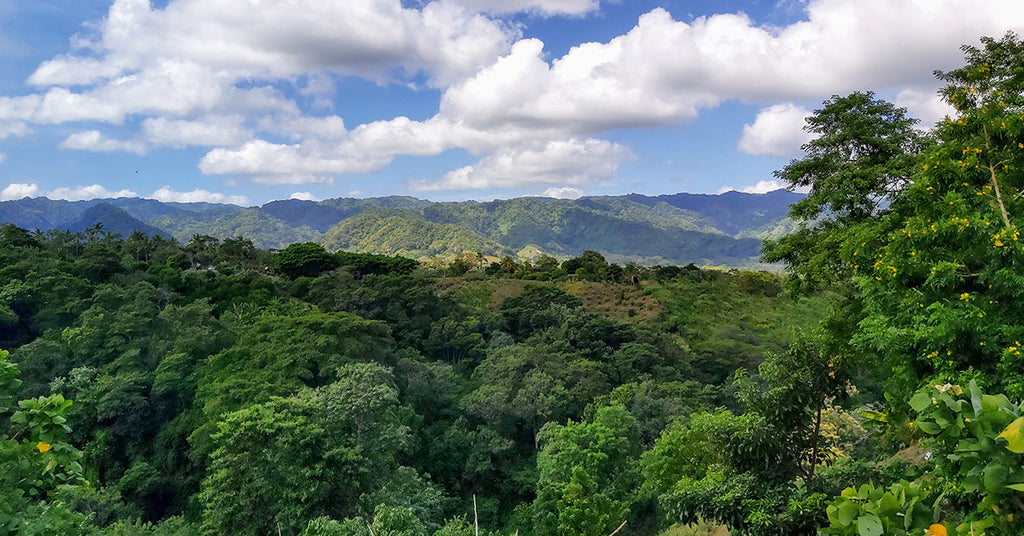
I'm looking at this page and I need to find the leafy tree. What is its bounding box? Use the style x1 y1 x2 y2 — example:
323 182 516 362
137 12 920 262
0 224 38 249
275 242 340 279
0 349 93 535
839 32 1024 402
736 335 851 485
500 286 582 338
191 305 396 458
199 363 411 536
762 91 926 287
532 405 641 536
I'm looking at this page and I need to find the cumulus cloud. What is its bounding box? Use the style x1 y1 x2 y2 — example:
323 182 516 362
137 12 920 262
414 138 632 191
141 116 250 148
47 184 138 201
542 187 585 199
0 122 30 140
738 103 813 157
1 183 39 200
895 88 957 128
27 0 515 90
199 139 380 184
452 0 600 16
718 180 808 194
148 186 249 206
289 192 321 201
5 0 1024 193
60 131 148 154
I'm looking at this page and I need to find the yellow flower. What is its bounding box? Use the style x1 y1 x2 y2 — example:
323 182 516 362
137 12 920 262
960 292 970 301
37 442 51 453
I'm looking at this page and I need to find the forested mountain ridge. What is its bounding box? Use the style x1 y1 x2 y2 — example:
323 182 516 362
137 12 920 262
0 189 800 266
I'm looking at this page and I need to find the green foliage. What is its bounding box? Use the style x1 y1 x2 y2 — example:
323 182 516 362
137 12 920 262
275 242 340 278
824 381 1024 536
199 362 412 536
830 33 1024 405
762 91 925 287
533 405 641 536
500 286 582 338
0 349 92 536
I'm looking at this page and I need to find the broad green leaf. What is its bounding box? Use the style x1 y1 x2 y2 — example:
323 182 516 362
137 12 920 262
837 500 860 526
997 417 1024 453
916 421 941 434
858 514 884 536
910 391 932 412
1006 483 1024 492
970 380 983 418
983 463 1009 493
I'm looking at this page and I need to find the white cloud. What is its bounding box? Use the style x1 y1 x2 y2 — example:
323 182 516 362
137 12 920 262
1 183 39 200
141 116 250 148
27 0 515 89
47 184 138 201
738 103 813 157
542 187 585 199
148 186 249 206
895 88 957 128
440 2 1024 136
452 0 600 16
289 192 320 202
741 180 788 194
199 139 382 184
0 122 30 139
59 130 148 154
414 138 632 191
718 180 808 194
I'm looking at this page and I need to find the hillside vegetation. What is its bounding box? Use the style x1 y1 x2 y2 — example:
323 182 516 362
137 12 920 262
0 190 802 267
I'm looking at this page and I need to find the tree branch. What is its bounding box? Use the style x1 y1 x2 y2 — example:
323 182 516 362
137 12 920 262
982 124 1012 228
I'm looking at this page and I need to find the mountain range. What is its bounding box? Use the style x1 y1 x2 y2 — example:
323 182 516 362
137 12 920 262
0 189 804 266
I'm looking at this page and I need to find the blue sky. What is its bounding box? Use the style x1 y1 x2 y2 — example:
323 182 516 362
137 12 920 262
1 0 1022 206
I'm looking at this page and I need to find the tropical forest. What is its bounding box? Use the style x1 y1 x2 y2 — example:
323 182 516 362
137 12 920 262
4 33 1024 536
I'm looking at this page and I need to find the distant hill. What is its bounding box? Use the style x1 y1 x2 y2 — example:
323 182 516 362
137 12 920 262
66 203 172 239
0 190 804 266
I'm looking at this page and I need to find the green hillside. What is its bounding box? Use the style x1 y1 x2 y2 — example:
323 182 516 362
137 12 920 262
0 190 800 266
319 208 511 258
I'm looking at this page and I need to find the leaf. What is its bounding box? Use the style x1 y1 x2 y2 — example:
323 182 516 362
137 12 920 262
983 463 1009 493
858 410 888 423
970 380 983 418
1006 483 1024 492
857 514 884 536
837 500 860 526
997 417 1024 453
910 391 932 412
916 420 942 434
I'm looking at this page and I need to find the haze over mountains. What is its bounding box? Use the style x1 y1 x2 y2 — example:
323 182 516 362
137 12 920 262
0 189 803 266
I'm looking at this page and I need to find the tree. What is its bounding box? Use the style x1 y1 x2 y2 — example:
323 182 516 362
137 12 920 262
840 32 1024 402
274 242 340 279
532 405 641 536
0 349 93 535
199 363 412 536
737 335 850 485
762 91 926 287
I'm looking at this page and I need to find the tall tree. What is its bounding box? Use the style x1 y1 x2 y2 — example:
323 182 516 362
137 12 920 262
842 32 1024 401
762 91 926 287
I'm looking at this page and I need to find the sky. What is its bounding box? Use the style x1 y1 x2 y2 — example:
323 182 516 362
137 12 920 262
1 0 1023 207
